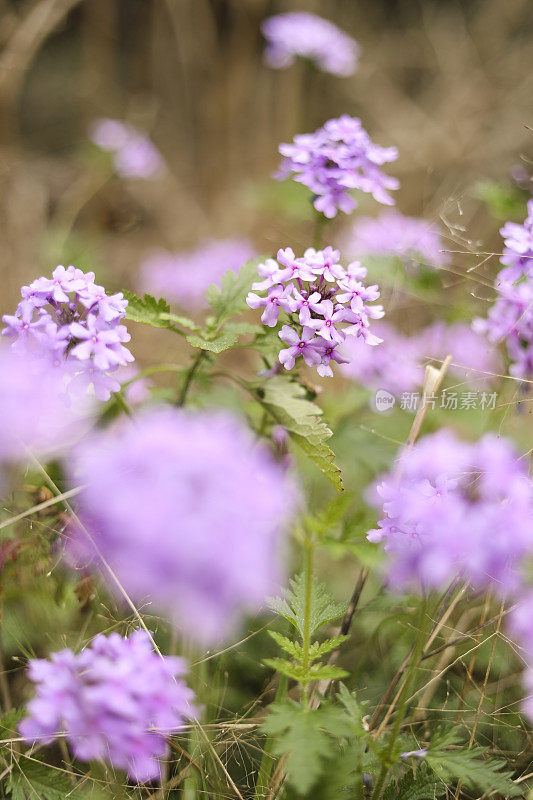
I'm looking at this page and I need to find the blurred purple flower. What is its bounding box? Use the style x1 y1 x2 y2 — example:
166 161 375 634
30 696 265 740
0 343 93 477
261 12 359 77
20 630 195 782
277 115 398 218
139 238 256 308
340 320 501 394
89 119 164 180
366 430 533 595
66 407 299 645
338 210 451 271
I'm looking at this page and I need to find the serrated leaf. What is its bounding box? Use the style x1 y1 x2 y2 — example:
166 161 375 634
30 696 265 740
425 728 522 797
124 291 198 331
8 760 92 800
260 701 345 794
263 657 306 681
257 375 343 491
0 708 24 739
205 259 260 323
268 631 303 660
268 573 346 639
383 767 443 800
308 635 349 662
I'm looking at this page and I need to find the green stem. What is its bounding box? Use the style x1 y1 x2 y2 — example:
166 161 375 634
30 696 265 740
178 351 206 406
312 211 327 250
370 597 428 800
301 537 314 706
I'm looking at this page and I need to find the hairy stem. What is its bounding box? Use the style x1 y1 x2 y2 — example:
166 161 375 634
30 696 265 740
301 537 315 706
178 351 206 406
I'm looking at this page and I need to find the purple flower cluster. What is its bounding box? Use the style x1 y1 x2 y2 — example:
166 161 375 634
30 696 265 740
20 630 195 782
499 199 533 282
339 210 451 271
247 247 384 377
90 119 164 179
2 265 134 401
474 201 533 378
366 430 533 593
139 238 256 308
67 407 298 645
276 116 399 218
261 12 359 77
340 320 501 394
0 343 92 479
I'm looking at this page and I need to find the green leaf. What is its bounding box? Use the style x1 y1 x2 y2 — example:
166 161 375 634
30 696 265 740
205 259 260 323
383 767 443 800
263 657 307 681
306 664 349 681
8 760 93 800
0 708 24 739
268 573 346 639
185 331 239 353
256 375 343 491
124 291 198 332
425 728 522 797
308 635 350 662
268 630 303 659
260 701 344 794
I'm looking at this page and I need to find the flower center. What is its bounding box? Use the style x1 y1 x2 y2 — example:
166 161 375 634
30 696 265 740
298 342 305 349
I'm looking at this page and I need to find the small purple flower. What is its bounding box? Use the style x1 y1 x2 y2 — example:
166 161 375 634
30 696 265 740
261 12 360 77
19 630 195 783
277 116 398 219
90 118 165 180
499 199 533 282
2 265 134 401
306 300 346 344
69 314 133 371
247 284 296 327
292 289 323 324
278 325 323 369
247 247 383 377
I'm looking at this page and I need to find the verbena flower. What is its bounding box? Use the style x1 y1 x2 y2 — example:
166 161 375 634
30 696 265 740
2 265 134 401
0 343 92 479
19 630 195 782
473 200 533 377
498 199 533 282
66 407 299 645
339 210 451 271
276 116 398 218
246 247 384 377
340 320 501 394
141 239 256 308
366 430 533 594
90 119 164 179
261 12 360 77
473 279 533 379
